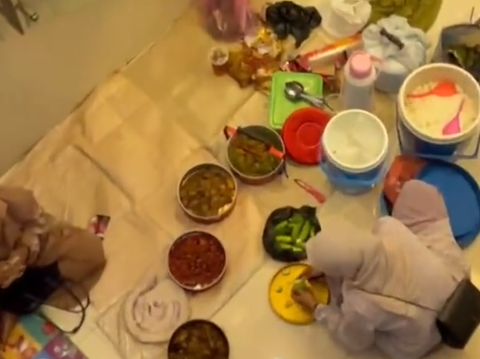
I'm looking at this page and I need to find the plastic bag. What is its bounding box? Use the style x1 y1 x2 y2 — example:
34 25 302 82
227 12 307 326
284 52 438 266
264 1 322 47
197 0 255 41
262 205 321 263
432 24 480 82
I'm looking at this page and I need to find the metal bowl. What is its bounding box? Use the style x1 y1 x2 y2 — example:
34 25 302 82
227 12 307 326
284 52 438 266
226 125 285 185
167 319 229 359
177 163 238 224
167 230 227 292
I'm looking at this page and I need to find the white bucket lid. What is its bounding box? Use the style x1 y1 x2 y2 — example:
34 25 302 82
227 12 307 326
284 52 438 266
322 110 388 173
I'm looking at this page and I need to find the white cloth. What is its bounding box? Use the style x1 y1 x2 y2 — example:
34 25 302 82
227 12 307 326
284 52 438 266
362 15 429 72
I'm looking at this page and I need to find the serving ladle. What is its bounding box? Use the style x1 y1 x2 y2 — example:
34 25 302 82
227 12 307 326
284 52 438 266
284 81 334 111
442 98 465 135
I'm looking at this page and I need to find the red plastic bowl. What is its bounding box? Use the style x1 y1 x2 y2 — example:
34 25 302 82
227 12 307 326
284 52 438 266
282 108 331 165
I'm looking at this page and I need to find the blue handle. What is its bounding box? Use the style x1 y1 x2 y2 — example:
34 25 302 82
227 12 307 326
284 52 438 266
320 159 386 187
396 116 480 160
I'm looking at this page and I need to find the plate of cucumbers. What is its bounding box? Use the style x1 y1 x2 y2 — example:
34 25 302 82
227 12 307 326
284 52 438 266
268 263 330 325
262 205 321 262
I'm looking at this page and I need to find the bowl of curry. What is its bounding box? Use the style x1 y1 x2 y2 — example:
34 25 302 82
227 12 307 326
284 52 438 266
168 231 227 292
177 163 237 223
167 319 229 359
225 125 285 185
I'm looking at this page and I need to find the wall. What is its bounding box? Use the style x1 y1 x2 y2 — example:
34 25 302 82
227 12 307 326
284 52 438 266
0 0 189 174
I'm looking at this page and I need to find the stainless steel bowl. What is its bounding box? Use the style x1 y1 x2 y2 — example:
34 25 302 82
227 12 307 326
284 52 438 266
226 125 285 185
167 319 230 359
177 163 238 224
167 230 227 292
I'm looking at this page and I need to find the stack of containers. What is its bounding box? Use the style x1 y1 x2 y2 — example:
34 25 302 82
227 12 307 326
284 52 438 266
319 51 390 195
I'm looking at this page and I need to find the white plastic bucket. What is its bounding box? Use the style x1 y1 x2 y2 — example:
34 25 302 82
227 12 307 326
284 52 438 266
397 64 480 159
320 110 389 195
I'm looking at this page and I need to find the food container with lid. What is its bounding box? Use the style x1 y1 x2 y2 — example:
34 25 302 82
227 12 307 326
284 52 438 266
320 109 389 195
397 63 480 160
168 319 229 359
167 230 227 292
224 125 285 185
177 163 238 223
269 72 323 130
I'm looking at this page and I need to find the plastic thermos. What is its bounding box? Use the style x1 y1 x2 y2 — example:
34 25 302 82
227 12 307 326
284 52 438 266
341 51 376 112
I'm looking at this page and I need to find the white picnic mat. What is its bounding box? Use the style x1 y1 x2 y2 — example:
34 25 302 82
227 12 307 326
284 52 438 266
1 0 471 357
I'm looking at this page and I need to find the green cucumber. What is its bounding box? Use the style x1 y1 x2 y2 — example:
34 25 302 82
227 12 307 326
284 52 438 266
291 221 304 240
294 242 305 250
291 247 304 254
275 235 294 244
274 220 290 235
298 221 311 242
289 213 304 223
293 279 308 292
275 243 295 251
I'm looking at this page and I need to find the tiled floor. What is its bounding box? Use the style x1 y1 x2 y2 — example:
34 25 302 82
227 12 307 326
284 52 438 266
27 0 480 359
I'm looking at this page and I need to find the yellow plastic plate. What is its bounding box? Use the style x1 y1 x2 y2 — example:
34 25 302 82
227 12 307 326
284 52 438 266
268 263 330 325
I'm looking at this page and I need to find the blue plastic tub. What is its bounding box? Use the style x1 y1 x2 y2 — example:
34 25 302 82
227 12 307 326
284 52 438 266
378 160 480 248
397 64 480 160
320 110 389 195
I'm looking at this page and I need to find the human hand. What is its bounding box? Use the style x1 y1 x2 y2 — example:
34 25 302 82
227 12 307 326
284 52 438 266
0 254 26 289
300 265 324 281
291 287 319 313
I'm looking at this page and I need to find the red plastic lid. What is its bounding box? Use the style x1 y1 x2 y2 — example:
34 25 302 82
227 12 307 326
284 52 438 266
282 108 331 165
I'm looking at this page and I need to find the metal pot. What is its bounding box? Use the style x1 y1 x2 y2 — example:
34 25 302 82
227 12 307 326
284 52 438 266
167 319 230 359
177 163 238 224
224 125 286 185
167 230 227 292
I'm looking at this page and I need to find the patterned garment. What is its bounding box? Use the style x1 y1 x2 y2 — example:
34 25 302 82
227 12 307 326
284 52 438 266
1 314 88 359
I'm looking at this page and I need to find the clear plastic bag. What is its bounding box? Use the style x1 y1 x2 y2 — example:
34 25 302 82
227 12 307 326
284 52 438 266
197 0 255 41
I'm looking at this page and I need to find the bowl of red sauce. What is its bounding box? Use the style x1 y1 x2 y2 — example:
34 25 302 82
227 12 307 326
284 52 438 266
168 231 227 291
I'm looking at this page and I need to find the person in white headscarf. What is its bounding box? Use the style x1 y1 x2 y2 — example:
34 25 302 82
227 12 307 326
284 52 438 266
292 180 470 359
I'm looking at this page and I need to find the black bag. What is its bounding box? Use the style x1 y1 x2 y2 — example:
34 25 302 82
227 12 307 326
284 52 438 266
437 278 480 349
0 262 89 333
262 205 321 262
359 278 480 349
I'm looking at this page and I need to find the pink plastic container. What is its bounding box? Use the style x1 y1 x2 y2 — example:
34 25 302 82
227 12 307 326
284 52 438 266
197 0 255 41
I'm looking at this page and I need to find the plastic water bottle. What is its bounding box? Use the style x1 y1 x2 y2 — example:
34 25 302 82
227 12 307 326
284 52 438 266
341 51 376 112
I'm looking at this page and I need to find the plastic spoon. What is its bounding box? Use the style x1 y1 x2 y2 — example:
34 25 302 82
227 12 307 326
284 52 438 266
442 98 465 135
407 81 458 99
293 179 327 204
284 81 334 111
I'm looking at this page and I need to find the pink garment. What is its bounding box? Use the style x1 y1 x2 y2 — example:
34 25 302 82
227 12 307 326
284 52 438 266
306 180 470 359
197 0 254 41
392 180 470 282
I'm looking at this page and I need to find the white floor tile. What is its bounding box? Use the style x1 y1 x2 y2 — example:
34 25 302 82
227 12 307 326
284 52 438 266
212 260 348 359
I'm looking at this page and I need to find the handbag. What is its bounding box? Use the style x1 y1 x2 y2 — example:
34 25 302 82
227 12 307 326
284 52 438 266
359 278 480 349
0 262 89 334
436 278 480 348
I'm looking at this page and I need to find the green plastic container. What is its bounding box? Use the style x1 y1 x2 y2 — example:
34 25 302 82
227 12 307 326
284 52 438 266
269 72 324 131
